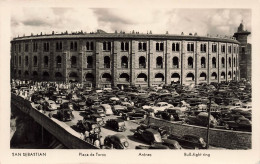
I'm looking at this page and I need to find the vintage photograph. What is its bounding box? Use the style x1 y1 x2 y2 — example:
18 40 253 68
10 8 252 150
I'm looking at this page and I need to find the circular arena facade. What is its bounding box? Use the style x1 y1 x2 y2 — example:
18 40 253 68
10 31 240 88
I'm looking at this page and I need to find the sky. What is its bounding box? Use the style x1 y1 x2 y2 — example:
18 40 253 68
11 8 251 42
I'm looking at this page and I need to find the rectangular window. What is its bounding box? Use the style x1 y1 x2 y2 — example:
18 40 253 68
234 47 236 53
56 42 62 51
221 45 225 53
212 44 217 53
19 44 21 52
200 43 206 52
86 41 94 51
43 42 49 52
33 43 38 52
121 42 129 51
187 43 194 52
156 42 164 51
138 42 147 51
103 42 111 51
25 44 29 52
228 46 232 53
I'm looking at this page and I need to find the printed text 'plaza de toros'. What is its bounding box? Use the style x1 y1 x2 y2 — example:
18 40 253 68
10 23 251 88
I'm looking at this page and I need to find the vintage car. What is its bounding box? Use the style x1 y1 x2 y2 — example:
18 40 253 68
112 105 128 116
43 100 58 111
57 108 74 121
84 114 105 126
72 101 88 111
104 134 129 149
167 134 207 149
223 117 252 131
106 119 126 132
156 108 185 121
134 128 163 144
185 112 218 128
86 106 106 118
136 124 169 139
122 109 147 120
150 102 174 113
76 118 101 133
100 104 113 115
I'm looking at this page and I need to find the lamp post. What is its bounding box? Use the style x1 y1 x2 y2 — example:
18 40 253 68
206 96 212 149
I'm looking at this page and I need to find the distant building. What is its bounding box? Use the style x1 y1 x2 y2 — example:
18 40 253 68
233 22 251 81
10 30 240 88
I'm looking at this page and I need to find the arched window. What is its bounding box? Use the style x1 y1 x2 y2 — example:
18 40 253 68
137 73 147 82
85 73 94 82
56 56 62 68
33 56 37 67
221 57 225 68
201 57 206 68
200 72 207 81
156 56 163 68
221 72 226 79
87 56 93 68
173 57 179 68
228 71 232 79
155 73 164 82
102 73 112 82
119 73 130 82
121 56 128 68
71 56 77 67
186 73 195 81
104 56 110 68
188 57 193 68
211 72 217 80
229 57 231 67
25 56 28 66
55 72 62 78
139 56 146 68
171 73 180 82
44 56 49 67
212 57 216 68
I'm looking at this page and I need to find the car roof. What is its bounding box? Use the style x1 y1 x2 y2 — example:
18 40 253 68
112 134 127 141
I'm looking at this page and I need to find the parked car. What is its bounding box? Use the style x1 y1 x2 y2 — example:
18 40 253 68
72 101 87 111
100 104 113 115
104 134 129 149
57 108 74 121
106 119 126 132
122 109 147 120
136 124 169 139
112 105 128 116
223 117 252 131
185 112 218 128
167 134 207 149
86 106 106 118
150 102 174 113
76 118 101 133
43 100 58 111
134 128 163 144
157 108 185 121
84 114 105 126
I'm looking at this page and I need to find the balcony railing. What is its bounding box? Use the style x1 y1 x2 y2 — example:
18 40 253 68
139 64 146 69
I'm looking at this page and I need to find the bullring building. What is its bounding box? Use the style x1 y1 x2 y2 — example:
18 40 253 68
10 29 240 88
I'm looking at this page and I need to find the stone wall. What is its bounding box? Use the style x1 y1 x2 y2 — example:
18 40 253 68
146 117 251 149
